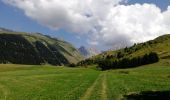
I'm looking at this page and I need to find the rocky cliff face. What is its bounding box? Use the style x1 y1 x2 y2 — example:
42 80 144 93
78 46 99 58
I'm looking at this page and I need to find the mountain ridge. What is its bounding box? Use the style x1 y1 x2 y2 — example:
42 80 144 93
93 34 170 59
0 29 83 65
77 34 170 67
78 46 99 58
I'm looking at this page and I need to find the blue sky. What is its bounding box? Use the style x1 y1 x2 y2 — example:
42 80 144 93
0 0 170 50
0 0 88 48
128 0 170 11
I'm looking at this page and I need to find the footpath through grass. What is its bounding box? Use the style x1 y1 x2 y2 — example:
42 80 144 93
0 65 100 100
0 60 170 100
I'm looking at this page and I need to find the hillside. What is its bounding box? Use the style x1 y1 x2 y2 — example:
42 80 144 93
91 34 170 61
0 30 83 65
77 34 170 69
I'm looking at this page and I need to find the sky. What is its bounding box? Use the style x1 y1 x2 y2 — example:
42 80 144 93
0 0 170 50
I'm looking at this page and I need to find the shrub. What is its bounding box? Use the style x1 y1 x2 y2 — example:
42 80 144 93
68 63 76 67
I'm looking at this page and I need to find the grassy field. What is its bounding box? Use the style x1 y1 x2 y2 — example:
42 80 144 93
0 60 170 100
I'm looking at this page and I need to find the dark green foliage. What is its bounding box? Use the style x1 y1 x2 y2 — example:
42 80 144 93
77 34 170 68
35 41 69 65
68 63 76 67
0 33 72 65
77 59 95 66
117 51 124 58
98 52 159 70
47 45 69 64
0 34 43 64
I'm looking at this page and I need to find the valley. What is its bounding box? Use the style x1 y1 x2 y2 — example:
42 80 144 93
0 60 170 100
0 29 170 100
1 0 170 99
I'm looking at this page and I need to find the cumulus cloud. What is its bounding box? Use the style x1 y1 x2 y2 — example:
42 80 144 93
3 0 170 49
94 4 170 49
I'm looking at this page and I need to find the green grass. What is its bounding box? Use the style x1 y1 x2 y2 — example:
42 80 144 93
0 60 170 100
107 65 170 99
0 65 100 100
91 34 170 61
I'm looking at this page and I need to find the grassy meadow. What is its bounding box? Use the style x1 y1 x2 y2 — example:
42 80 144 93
0 60 170 100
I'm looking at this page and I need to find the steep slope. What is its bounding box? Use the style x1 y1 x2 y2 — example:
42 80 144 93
78 46 90 58
0 30 83 65
88 47 99 56
77 34 170 67
92 34 170 60
78 46 99 58
0 27 13 32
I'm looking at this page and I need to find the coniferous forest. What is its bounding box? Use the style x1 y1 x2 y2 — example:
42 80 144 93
98 52 159 70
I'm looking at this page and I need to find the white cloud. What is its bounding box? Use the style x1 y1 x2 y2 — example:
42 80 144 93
94 4 169 49
3 0 122 34
3 0 170 49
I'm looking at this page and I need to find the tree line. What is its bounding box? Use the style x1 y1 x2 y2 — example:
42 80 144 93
98 52 159 70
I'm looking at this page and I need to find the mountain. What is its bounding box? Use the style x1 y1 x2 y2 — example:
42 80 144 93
88 47 99 56
78 46 89 58
91 34 170 60
78 34 170 66
78 46 99 58
94 34 170 60
0 27 13 32
0 29 83 65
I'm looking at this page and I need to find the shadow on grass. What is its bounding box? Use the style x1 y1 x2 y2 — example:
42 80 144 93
124 90 170 100
118 70 130 74
167 75 170 78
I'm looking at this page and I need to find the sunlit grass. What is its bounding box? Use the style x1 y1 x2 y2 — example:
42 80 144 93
0 60 170 100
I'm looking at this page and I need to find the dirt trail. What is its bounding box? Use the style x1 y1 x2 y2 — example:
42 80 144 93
80 73 108 100
0 84 9 100
80 74 102 100
101 73 107 100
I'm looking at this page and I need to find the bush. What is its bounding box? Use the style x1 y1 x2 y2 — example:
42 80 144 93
68 63 76 67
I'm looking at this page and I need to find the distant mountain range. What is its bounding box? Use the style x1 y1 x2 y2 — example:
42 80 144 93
0 28 83 65
0 27 14 32
78 46 99 58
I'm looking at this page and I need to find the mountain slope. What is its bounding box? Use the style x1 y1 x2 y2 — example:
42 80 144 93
0 27 13 32
0 30 83 65
91 34 170 61
78 46 99 58
77 34 170 67
78 46 90 58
